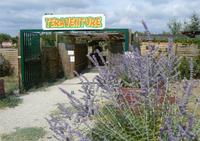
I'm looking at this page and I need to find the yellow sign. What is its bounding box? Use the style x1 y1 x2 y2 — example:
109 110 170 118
42 14 105 30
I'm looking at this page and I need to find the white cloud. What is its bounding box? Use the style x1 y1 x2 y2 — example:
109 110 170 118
0 0 200 35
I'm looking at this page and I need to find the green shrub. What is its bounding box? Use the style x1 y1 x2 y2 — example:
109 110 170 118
0 95 22 109
178 56 190 79
193 55 200 79
89 104 162 141
178 55 200 79
0 54 13 77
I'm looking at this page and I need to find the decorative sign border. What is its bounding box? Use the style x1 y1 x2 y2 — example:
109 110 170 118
42 14 105 30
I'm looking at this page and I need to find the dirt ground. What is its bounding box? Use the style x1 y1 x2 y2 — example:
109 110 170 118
0 72 98 141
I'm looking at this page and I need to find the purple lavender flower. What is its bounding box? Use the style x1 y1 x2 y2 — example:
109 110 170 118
178 80 193 115
141 20 151 41
47 20 200 141
190 58 194 80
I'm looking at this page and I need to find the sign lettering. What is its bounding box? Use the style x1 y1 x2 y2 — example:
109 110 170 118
42 14 105 30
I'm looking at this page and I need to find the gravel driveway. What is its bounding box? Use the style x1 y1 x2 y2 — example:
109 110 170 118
0 72 98 140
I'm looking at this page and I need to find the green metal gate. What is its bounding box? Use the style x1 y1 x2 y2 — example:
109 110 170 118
20 29 130 90
20 31 41 90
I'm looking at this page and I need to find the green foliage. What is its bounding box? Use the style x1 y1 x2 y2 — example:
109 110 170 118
178 56 190 79
89 104 162 141
149 36 200 48
11 36 18 48
11 36 18 44
178 55 200 79
41 33 56 47
0 95 22 109
175 37 200 48
147 36 200 48
162 31 170 35
0 54 13 77
193 55 200 78
184 12 200 32
120 74 140 88
167 17 182 35
1 75 18 95
4 80 18 95
0 33 11 43
1 127 46 141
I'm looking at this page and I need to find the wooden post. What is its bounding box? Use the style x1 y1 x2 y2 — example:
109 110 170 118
69 36 76 77
18 32 21 93
55 33 58 47
0 79 5 98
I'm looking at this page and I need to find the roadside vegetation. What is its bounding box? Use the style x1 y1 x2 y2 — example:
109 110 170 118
0 54 21 109
0 95 22 109
1 127 46 141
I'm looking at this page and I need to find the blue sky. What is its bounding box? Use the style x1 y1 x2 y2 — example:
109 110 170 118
0 0 200 36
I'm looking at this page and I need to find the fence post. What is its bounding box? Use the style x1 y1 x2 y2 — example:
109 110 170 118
0 79 5 98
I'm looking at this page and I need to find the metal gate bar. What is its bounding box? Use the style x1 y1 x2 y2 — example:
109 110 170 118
20 31 41 90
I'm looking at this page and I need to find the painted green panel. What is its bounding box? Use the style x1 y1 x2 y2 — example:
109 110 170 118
20 31 41 90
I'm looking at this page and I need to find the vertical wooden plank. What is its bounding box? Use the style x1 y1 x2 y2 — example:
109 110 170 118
24 32 27 88
18 32 21 92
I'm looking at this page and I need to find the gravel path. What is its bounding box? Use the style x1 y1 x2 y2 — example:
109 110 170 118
0 72 97 140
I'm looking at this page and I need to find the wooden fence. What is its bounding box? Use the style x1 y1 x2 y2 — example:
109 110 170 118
141 42 200 57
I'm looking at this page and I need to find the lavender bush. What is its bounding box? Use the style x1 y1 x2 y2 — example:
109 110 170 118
47 22 200 141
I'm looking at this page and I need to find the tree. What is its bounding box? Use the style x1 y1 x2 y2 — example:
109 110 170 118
183 12 200 32
167 18 182 35
0 33 11 44
11 36 18 44
162 31 170 35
